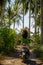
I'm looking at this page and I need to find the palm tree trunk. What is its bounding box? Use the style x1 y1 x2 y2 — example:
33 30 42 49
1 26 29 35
0 5 3 29
13 22 15 29
9 1 10 29
14 22 15 28
23 2 24 28
29 0 31 43
9 14 10 29
40 0 43 44
38 27 39 35
0 2 5 29
34 0 37 41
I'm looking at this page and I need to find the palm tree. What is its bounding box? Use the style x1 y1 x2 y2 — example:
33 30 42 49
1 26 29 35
23 1 24 28
40 0 43 44
0 0 6 28
13 19 15 29
4 1 22 29
0 0 11 29
19 0 24 28
0 0 11 17
28 0 31 43
30 0 40 42
34 0 37 41
8 1 11 29
13 1 22 28
17 0 29 28
34 0 40 42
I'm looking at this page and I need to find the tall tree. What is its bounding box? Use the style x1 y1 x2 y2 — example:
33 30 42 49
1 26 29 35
0 0 11 29
17 0 29 28
0 0 6 28
8 0 11 29
23 1 24 28
34 0 37 41
30 0 40 42
28 0 31 43
40 0 43 44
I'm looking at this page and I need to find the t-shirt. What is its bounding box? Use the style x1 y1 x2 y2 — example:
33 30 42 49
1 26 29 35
21 38 29 46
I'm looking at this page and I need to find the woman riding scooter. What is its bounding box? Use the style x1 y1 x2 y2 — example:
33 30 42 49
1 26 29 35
21 28 30 61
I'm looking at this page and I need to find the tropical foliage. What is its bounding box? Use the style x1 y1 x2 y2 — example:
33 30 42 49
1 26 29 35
0 0 43 60
0 28 17 53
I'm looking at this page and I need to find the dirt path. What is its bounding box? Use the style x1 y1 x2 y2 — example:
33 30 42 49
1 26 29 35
0 58 26 65
0 57 43 65
0 45 43 65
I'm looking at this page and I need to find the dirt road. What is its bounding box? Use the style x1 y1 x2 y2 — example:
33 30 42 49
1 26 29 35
0 45 43 65
0 58 26 65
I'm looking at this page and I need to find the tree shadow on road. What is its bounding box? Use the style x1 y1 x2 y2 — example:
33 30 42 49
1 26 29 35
23 59 42 65
5 49 20 58
0 64 2 65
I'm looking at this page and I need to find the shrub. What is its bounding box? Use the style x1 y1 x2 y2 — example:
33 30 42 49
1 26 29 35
0 28 17 53
33 45 43 60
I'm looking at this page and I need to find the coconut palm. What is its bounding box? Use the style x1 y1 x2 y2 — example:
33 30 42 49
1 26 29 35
8 0 11 29
0 0 6 28
34 0 37 39
12 1 22 28
4 1 22 29
29 0 40 41
17 0 29 28
0 0 11 28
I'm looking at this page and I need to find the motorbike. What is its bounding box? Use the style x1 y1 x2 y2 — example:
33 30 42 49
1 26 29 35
21 43 29 62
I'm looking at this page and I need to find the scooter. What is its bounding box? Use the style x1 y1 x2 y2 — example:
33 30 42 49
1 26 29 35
21 43 29 62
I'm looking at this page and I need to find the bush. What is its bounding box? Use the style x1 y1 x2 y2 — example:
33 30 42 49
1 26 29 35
33 45 43 60
0 28 17 53
35 34 40 44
